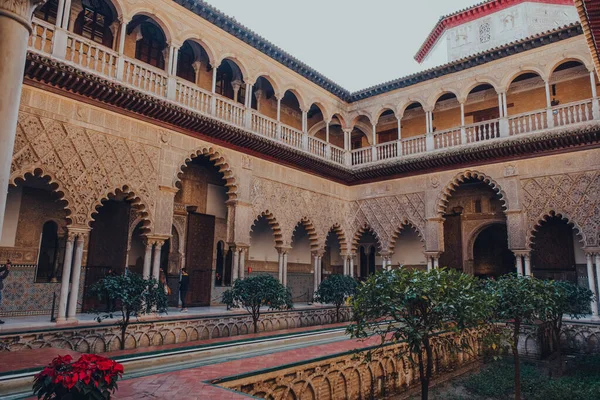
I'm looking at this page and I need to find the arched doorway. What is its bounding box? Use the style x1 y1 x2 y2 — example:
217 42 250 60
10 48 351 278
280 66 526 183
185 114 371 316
289 222 314 301
323 228 344 276
176 155 229 306
472 224 515 278
0 173 69 316
439 176 507 274
531 216 579 282
84 191 143 310
355 229 379 279
389 224 426 270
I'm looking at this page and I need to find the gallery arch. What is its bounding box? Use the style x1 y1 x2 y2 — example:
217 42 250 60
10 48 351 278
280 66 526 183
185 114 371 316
530 215 582 282
174 155 229 306
389 224 426 270
323 228 344 276
354 229 380 280
289 221 317 301
438 176 511 275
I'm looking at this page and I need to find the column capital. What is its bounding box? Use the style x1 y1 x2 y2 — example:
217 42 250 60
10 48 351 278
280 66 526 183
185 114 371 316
0 0 46 32
424 251 442 258
276 246 293 255
584 247 600 256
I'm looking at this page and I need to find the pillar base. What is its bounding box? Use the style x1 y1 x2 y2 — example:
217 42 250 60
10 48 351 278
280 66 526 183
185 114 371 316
55 317 75 325
65 317 79 324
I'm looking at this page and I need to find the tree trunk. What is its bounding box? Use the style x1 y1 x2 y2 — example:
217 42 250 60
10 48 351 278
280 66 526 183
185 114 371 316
417 347 428 400
253 309 260 334
423 337 433 400
120 313 130 351
554 318 563 376
513 319 521 400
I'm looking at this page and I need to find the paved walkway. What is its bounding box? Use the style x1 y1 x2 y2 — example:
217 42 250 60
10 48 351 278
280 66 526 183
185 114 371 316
0 303 325 334
114 334 378 399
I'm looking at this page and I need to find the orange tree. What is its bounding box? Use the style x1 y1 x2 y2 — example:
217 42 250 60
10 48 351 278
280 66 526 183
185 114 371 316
348 268 493 400
222 274 293 333
314 274 357 322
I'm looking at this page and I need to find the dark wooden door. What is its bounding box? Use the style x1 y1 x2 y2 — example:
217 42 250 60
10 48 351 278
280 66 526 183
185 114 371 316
185 213 215 306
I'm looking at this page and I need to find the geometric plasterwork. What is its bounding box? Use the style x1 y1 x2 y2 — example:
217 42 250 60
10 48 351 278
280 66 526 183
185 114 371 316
348 193 426 252
10 112 159 229
249 177 426 255
521 171 600 248
249 177 350 250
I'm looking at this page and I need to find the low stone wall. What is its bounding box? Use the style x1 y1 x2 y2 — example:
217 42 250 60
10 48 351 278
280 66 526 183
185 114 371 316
215 330 484 400
518 321 600 359
0 307 351 353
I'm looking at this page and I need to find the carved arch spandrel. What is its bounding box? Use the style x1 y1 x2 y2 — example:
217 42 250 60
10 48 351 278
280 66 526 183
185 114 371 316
12 113 159 228
520 171 600 248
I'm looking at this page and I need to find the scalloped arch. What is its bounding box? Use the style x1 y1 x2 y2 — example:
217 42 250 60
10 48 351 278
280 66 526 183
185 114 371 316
251 210 283 247
175 147 238 201
290 217 320 251
90 185 152 231
387 220 426 253
436 170 508 216
350 224 383 253
527 210 585 249
10 168 75 225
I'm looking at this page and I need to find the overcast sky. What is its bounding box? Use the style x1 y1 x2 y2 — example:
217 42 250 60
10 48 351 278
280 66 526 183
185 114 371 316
203 0 479 92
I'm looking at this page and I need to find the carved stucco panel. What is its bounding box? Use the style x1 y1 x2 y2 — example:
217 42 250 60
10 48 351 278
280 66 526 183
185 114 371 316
249 177 350 249
11 112 159 228
349 193 426 252
520 171 600 247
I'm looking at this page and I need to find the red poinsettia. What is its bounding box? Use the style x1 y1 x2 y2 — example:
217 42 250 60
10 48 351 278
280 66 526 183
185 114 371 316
33 354 123 399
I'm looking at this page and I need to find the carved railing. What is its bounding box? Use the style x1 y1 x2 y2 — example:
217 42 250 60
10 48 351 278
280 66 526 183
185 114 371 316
351 147 373 165
29 19 55 54
281 125 303 149
376 141 398 161
214 95 245 127
65 33 119 78
330 145 345 164
176 78 212 114
508 109 548 135
465 119 500 143
552 99 594 127
251 111 278 140
308 136 328 158
400 135 427 156
433 127 462 149
122 57 168 98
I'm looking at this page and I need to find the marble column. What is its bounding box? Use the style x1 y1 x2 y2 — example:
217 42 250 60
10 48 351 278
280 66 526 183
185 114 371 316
67 232 87 321
427 256 433 272
0 0 44 236
433 256 439 270
142 240 152 279
586 253 599 317
313 253 319 293
523 253 532 277
342 256 348 276
515 254 524 276
239 248 246 279
56 231 75 323
151 240 163 280
232 247 239 281
277 249 284 282
282 251 288 286
349 255 354 278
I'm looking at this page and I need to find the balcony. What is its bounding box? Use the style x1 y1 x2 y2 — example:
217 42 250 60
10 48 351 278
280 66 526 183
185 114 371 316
28 19 600 169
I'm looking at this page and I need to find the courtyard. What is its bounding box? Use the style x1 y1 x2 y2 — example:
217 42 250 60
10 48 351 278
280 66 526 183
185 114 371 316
1 0 600 398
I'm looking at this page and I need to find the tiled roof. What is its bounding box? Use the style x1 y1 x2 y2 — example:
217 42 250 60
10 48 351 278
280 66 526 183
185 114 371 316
174 0 581 102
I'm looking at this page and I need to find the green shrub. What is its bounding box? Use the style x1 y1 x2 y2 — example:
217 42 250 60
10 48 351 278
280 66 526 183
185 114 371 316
460 361 546 399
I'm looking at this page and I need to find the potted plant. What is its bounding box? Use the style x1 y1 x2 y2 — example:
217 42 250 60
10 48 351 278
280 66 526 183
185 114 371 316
33 354 124 399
